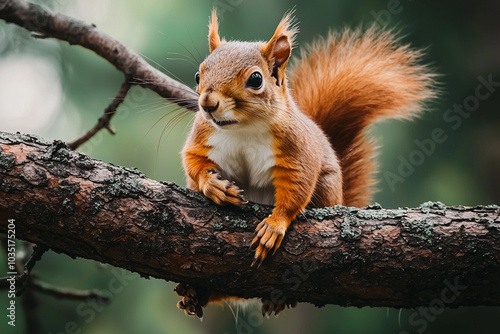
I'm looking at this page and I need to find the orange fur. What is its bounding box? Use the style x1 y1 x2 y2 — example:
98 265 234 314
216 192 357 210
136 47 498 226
289 26 436 206
178 11 435 318
262 11 298 93
208 9 223 52
182 119 247 206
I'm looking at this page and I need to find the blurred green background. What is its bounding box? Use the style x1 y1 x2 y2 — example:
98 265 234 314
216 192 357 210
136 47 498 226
1 0 499 333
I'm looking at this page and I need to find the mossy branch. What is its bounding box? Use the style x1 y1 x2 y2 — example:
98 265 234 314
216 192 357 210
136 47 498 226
1 131 500 308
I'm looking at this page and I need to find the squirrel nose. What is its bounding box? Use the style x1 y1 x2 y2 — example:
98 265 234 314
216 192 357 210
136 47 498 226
200 101 219 114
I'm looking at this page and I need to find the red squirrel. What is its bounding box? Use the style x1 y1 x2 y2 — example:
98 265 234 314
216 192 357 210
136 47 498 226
177 10 435 318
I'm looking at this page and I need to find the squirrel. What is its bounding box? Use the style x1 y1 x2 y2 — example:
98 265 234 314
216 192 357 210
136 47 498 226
176 10 435 318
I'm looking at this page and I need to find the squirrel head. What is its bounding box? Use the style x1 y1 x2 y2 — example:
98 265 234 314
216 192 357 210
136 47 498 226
195 9 298 129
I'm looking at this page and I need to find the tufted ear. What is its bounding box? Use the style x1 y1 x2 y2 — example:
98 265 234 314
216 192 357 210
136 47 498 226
262 11 298 87
208 9 223 52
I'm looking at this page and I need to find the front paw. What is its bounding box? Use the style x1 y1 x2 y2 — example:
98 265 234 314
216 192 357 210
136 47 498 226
200 169 247 206
251 217 287 266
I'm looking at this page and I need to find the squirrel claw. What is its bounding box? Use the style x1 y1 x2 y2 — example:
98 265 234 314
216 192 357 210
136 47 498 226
201 170 248 206
175 283 209 319
261 297 297 317
251 217 286 266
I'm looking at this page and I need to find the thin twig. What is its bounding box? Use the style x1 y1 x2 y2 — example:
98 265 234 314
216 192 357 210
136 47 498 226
0 243 48 295
0 0 199 109
16 244 48 296
23 244 48 273
31 279 111 303
67 79 131 150
1 0 201 150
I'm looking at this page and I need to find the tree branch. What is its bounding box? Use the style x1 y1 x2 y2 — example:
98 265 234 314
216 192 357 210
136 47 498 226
0 0 198 109
0 0 199 150
66 79 131 150
1 131 500 308
14 243 48 296
30 279 110 303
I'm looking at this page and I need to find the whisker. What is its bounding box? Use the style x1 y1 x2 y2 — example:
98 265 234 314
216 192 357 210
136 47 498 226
134 108 179 155
135 104 165 116
129 80 198 97
184 113 196 133
133 99 170 109
174 39 203 65
170 110 192 134
126 93 198 114
155 110 191 167
165 53 198 68
129 77 199 97
139 52 170 75
157 30 203 65
144 107 183 140
139 52 192 88
186 26 203 62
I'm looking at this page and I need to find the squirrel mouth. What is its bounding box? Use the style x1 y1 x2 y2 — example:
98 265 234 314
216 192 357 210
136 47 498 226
212 119 238 127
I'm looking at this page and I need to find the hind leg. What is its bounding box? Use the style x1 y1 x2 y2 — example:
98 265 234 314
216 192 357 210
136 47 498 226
175 283 211 318
310 169 343 208
261 296 297 317
175 283 247 319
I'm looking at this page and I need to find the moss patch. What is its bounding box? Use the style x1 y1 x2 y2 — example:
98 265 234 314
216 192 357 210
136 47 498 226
419 201 446 215
212 222 224 231
0 150 15 172
232 218 248 229
341 209 362 242
402 218 435 245
306 206 343 220
356 209 406 220
102 174 149 198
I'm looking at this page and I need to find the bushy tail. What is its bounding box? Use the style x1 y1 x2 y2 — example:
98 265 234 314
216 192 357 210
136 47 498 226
289 26 436 207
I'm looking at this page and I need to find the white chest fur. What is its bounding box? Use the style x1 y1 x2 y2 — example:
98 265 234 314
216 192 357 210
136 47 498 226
207 126 275 205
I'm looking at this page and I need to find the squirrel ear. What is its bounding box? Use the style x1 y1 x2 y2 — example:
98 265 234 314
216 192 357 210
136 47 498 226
267 34 291 69
208 9 222 53
263 11 298 86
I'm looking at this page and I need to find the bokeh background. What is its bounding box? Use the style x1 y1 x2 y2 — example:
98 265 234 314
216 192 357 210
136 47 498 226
1 0 499 333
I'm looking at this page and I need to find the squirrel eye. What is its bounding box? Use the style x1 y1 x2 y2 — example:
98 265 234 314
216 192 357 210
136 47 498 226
246 71 263 90
195 71 200 85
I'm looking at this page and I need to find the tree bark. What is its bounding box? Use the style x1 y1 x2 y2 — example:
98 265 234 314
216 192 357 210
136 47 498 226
1 131 500 308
